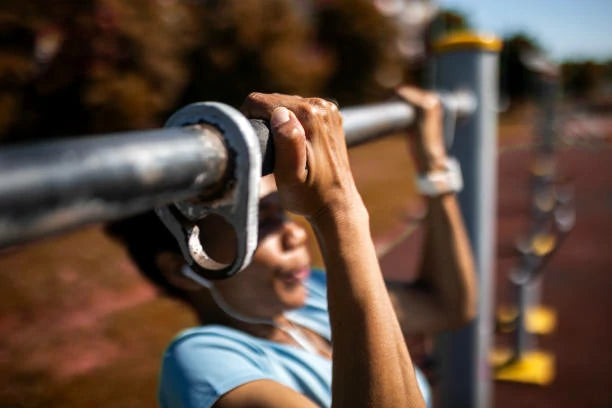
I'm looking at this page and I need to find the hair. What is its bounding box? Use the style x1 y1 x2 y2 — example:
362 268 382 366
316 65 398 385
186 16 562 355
105 210 187 300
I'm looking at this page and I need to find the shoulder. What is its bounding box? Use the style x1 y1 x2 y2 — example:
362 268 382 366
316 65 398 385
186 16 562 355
159 325 275 408
162 325 273 375
168 325 266 357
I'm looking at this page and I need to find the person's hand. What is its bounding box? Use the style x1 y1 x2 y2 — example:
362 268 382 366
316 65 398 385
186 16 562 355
241 93 362 221
396 86 448 173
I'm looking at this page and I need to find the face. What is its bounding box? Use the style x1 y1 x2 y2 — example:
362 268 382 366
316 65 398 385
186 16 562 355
199 175 312 319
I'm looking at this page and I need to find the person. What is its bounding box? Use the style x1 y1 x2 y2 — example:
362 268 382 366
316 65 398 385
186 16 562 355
107 87 477 408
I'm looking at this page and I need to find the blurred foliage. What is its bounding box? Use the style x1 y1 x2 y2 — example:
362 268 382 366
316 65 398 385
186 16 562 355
0 0 199 140
1 0 608 140
314 0 403 104
430 11 551 104
431 11 611 106
182 0 333 107
499 32 542 101
500 33 612 103
0 0 416 143
561 60 612 99
431 8 471 35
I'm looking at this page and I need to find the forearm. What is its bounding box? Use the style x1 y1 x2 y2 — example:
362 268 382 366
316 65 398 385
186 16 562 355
242 91 425 407
310 198 425 408
421 193 477 326
387 86 477 333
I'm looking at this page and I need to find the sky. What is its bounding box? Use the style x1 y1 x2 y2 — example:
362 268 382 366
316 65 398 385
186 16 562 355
437 0 612 62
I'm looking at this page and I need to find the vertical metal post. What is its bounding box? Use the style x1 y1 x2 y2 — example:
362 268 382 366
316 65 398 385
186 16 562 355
514 278 530 358
536 75 559 155
432 32 502 408
515 67 560 357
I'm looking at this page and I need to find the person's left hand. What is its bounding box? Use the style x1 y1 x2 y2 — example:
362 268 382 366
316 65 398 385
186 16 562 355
396 86 448 173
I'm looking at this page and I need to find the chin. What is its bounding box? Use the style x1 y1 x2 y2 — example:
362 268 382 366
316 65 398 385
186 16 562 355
274 279 308 311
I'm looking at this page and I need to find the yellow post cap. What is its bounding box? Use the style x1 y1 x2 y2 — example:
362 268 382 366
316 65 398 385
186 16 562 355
433 31 503 53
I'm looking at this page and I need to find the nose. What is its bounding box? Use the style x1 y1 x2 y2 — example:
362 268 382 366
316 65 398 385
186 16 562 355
282 220 308 250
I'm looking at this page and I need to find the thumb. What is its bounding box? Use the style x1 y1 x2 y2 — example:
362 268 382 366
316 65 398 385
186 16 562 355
270 107 308 183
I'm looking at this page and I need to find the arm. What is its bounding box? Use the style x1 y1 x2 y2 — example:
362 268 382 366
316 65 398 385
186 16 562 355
387 87 477 335
313 193 423 408
240 93 425 408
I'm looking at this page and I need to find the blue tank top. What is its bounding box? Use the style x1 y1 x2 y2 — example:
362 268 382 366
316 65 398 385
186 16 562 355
158 270 431 407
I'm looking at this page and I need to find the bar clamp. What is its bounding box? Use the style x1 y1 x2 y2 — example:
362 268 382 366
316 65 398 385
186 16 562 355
156 102 261 280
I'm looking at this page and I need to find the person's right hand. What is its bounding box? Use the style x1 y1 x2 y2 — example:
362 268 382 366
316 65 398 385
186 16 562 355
241 93 363 222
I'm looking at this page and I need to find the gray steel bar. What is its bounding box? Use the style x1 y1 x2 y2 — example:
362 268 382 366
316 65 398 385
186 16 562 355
0 125 228 248
255 97 474 174
251 101 418 177
0 96 476 249
342 101 416 146
433 37 501 408
0 101 421 248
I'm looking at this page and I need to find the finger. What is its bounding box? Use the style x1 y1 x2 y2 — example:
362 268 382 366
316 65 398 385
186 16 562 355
241 92 295 119
395 85 423 104
395 86 441 111
270 107 308 183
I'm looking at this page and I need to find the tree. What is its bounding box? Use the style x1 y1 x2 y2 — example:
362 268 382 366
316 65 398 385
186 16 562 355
433 8 471 34
561 59 612 98
0 0 198 141
0 0 413 142
499 32 542 101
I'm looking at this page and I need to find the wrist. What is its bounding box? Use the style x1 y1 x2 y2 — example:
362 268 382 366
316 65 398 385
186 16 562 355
308 192 369 232
309 190 369 250
416 157 463 197
310 199 374 278
419 154 450 173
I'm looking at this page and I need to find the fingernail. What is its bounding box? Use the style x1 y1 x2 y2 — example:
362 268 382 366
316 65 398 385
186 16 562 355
271 107 290 127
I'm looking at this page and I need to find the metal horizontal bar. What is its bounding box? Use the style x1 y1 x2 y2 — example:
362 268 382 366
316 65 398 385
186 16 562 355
343 101 417 146
0 95 474 248
252 101 417 176
0 125 228 248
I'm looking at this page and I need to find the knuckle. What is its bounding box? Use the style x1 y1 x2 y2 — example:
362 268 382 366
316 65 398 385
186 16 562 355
424 94 443 110
246 91 263 104
243 92 264 106
307 97 328 109
289 126 303 139
306 98 340 119
295 103 313 118
309 105 321 116
308 97 326 105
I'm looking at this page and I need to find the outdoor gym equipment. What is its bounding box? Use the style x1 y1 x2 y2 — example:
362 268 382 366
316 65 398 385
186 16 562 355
494 50 575 386
432 32 501 408
0 94 475 278
0 31 501 408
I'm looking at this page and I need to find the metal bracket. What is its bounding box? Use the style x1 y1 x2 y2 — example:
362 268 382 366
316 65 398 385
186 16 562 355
156 102 261 280
438 90 477 149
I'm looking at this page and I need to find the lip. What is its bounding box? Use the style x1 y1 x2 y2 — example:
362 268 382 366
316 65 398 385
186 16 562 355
277 266 311 284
